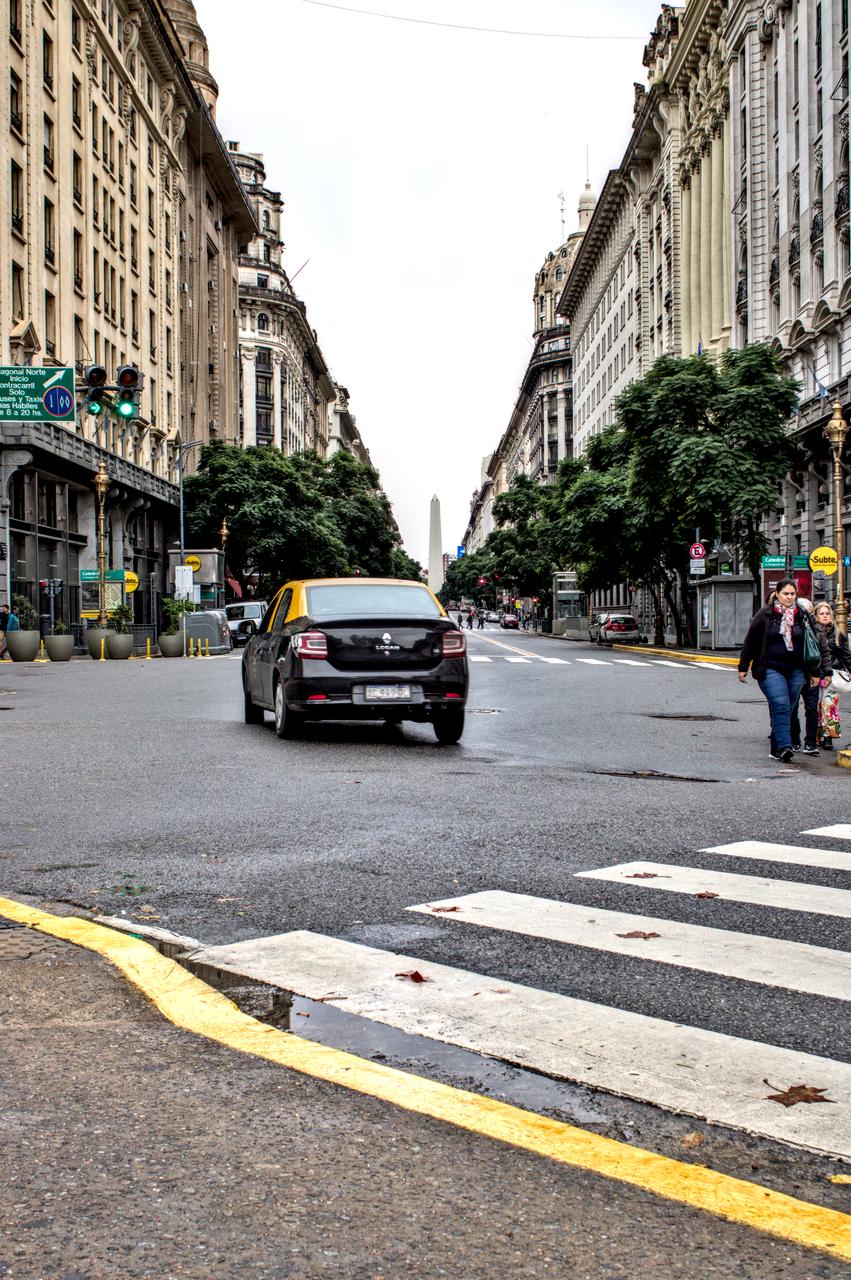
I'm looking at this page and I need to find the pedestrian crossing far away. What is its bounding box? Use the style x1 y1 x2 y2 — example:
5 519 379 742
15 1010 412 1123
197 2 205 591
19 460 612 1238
188 825 851 1162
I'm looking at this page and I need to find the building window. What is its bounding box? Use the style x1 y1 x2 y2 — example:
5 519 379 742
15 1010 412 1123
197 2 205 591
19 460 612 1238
149 310 156 358
148 249 156 293
130 226 138 271
10 162 23 236
43 32 54 91
11 263 24 320
43 116 54 173
257 273 268 289
129 162 137 207
10 0 22 44
73 230 83 290
92 176 99 227
257 312 269 331
164 211 172 253
148 189 155 231
44 291 56 355
166 326 173 371
131 290 139 341
147 133 155 171
71 77 82 130
43 199 55 264
91 103 98 155
10 71 23 136
93 248 100 306
71 8 81 49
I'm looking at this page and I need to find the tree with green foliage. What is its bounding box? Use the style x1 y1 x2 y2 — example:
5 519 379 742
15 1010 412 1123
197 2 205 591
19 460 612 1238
488 474 557 599
184 442 416 594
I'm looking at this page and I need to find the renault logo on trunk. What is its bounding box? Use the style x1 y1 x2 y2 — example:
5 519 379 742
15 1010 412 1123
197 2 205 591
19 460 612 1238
377 632 400 653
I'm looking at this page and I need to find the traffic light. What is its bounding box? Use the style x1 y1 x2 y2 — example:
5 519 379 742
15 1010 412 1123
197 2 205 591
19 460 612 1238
83 365 108 416
116 365 143 419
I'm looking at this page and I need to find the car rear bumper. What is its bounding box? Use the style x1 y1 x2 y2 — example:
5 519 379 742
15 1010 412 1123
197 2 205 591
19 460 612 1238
283 658 468 718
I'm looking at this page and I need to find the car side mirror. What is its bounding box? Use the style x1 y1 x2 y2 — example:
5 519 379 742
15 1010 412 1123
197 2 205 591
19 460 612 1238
237 620 257 637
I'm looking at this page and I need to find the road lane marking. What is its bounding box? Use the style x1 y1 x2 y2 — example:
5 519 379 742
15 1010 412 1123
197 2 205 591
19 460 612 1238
614 659 652 666
505 656 532 664
468 655 492 663
471 635 562 664
577 861 851 920
0 898 849 1262
701 840 851 872
576 658 612 665
803 825 851 840
188 928 851 1161
652 660 699 669
537 656 569 664
407 890 851 1003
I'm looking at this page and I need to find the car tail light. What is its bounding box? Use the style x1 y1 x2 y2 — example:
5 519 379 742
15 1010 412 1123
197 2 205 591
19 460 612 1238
442 630 466 657
307 694 328 702
294 631 328 659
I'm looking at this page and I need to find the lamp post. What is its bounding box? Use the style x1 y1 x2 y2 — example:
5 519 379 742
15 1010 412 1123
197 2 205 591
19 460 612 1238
220 516 228 608
825 399 849 637
177 440 205 565
93 460 110 627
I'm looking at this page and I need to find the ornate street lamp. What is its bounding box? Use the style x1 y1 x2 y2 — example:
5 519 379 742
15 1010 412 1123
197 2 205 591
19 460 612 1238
220 516 229 608
93 460 110 627
824 399 849 636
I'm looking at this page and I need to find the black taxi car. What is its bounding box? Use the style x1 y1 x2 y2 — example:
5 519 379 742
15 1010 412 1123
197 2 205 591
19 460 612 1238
241 578 469 742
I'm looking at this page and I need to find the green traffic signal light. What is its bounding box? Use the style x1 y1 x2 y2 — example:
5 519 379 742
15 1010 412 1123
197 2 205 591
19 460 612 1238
86 394 103 416
117 392 135 417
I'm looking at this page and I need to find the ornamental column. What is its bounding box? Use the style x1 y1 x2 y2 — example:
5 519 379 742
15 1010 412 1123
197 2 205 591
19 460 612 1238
241 348 257 447
711 124 725 346
700 141 713 351
272 351 283 451
681 177 692 355
690 163 702 355
721 116 732 345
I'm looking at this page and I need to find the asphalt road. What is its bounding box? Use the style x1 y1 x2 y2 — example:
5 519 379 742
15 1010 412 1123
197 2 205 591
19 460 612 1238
3 632 851 1277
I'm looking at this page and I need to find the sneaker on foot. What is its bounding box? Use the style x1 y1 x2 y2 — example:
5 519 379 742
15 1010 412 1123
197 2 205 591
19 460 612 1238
791 744 801 753
780 747 794 763
768 751 783 761
802 743 819 755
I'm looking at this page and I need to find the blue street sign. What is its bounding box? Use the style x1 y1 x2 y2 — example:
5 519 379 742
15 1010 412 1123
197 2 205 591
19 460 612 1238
456 545 465 558
42 383 75 419
845 557 851 568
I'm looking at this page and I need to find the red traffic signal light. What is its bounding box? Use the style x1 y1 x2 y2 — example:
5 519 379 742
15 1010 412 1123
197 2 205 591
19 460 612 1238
83 365 107 388
117 365 139 389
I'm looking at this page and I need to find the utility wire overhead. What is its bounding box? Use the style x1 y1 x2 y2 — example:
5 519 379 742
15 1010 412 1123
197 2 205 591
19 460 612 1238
299 0 646 40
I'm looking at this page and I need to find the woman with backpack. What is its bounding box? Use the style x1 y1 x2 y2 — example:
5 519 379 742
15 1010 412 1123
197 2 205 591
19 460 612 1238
738 579 829 762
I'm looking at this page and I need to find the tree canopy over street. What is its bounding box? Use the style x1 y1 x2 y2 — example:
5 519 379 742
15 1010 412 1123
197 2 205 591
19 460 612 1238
445 346 800 643
184 443 422 594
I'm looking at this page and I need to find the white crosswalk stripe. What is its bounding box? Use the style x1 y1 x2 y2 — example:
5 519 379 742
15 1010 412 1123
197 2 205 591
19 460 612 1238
407 890 851 1002
537 656 569 664
468 655 492 663
504 656 532 664
802 823 851 840
575 658 612 665
189 927 851 1160
651 659 699 668
700 839 851 872
577 860 851 919
613 659 652 666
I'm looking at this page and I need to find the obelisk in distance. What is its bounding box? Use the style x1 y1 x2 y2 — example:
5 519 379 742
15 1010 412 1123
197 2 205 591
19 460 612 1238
428 495 444 595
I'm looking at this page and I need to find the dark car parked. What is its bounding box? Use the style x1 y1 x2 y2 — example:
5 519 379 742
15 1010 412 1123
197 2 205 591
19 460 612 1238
241 578 469 743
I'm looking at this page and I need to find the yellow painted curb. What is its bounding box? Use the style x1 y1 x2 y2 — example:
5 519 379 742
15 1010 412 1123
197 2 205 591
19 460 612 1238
617 645 739 666
836 749 851 770
2 894 850 1263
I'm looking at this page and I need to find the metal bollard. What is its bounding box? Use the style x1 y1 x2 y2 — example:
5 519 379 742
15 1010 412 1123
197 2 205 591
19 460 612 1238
188 636 194 658
205 638 210 659
99 637 106 662
34 639 49 663
146 638 152 660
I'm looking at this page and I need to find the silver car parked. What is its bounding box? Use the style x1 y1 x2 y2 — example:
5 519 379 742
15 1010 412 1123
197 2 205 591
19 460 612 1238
225 600 268 646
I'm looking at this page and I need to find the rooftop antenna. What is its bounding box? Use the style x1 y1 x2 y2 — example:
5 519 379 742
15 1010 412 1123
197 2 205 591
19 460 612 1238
558 190 565 240
586 145 590 183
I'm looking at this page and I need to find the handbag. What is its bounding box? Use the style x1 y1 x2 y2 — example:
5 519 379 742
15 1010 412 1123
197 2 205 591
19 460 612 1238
802 615 822 671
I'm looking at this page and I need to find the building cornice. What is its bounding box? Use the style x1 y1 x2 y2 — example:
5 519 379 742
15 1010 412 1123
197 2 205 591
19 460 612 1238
558 170 631 319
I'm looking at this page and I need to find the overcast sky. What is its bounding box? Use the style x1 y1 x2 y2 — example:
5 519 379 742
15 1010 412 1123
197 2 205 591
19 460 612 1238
198 0 664 564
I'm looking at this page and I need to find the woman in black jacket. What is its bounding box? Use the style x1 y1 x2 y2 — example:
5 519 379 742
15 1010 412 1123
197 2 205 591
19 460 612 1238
813 602 850 749
738 579 826 762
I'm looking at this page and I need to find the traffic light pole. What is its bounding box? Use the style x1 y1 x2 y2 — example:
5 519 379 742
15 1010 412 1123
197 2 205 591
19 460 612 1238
177 440 204 565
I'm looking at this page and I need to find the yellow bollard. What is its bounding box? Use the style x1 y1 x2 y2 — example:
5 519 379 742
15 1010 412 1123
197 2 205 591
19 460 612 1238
205 638 210 659
99 637 106 662
145 637 152 660
188 636 193 657
34 639 49 663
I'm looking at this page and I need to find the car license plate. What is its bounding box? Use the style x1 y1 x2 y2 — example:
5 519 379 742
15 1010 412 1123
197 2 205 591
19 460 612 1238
365 685 411 702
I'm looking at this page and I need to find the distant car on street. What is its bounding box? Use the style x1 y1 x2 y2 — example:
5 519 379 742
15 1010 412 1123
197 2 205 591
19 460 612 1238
486 611 501 623
225 600 268 646
500 612 520 629
589 611 641 644
241 577 469 743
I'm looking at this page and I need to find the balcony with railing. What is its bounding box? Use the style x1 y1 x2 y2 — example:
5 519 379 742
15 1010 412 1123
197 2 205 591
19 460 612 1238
10 110 22 135
788 232 801 268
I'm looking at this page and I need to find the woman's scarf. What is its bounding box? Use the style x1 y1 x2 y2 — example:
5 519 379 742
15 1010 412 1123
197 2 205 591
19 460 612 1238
773 601 796 651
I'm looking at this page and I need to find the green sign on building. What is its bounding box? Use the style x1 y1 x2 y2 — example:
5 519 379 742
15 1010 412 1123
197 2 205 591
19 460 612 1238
0 366 76 422
761 555 809 570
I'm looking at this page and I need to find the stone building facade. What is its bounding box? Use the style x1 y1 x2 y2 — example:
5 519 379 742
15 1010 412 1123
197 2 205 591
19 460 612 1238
0 0 254 625
229 144 334 457
327 384 370 464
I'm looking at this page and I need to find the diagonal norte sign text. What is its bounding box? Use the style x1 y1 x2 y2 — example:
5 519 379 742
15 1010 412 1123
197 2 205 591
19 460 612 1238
0 366 76 422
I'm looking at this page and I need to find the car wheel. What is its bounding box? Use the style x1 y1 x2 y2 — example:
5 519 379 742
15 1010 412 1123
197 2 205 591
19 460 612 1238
243 672 264 725
274 678 303 739
434 707 464 745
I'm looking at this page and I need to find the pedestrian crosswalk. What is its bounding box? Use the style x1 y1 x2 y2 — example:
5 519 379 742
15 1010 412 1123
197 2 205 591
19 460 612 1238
466 644 734 671
188 827 851 1160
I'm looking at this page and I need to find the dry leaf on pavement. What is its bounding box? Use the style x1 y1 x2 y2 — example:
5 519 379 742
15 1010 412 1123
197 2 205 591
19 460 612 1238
681 1131 704 1150
626 872 661 879
395 970 430 983
763 1080 836 1108
695 891 719 899
430 905 461 913
617 930 661 940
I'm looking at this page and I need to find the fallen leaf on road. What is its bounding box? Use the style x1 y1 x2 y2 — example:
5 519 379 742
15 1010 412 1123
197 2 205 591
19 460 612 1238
395 970 430 983
430 905 461 913
489 987 509 993
626 872 665 879
342 780 362 785
763 1080 836 1108
617 930 661 940
681 1131 704 1150
694 891 719 899
295 1011 310 1018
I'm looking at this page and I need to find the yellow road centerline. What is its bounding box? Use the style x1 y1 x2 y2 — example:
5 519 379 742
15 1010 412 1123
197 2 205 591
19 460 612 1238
472 634 544 659
2 894 849 1263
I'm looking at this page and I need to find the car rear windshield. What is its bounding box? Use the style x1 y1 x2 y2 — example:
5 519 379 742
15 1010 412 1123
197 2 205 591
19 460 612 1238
306 583 441 619
226 604 262 620
609 616 636 624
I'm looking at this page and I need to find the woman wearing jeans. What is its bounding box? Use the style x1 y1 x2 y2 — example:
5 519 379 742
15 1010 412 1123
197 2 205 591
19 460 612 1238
738 579 823 762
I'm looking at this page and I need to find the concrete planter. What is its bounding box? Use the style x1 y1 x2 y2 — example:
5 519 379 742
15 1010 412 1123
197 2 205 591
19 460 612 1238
45 635 75 662
107 633 134 660
6 630 40 662
86 628 111 660
157 632 183 657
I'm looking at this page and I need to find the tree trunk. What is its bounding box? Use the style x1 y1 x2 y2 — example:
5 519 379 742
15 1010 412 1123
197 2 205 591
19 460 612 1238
676 566 697 647
662 576 683 646
650 582 665 646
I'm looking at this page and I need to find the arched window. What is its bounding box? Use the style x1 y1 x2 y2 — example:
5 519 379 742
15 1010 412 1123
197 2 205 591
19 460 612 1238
257 312 269 332
556 268 564 281
262 210 270 230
